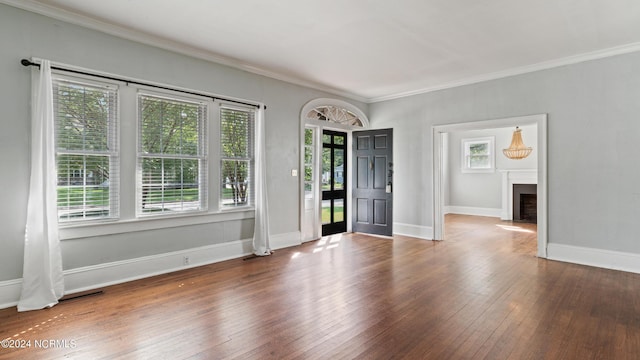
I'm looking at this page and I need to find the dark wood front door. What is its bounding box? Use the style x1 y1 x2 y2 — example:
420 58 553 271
321 130 347 236
352 129 393 236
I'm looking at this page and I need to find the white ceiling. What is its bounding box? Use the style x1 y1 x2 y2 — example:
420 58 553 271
11 0 640 102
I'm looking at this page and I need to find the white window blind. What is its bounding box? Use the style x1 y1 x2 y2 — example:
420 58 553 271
53 77 119 221
220 106 255 208
138 93 207 215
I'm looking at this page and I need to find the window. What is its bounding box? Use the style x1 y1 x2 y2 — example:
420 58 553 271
54 76 118 221
462 137 495 173
301 99 369 129
304 128 315 195
138 93 207 215
44 62 260 234
220 106 255 208
306 105 363 126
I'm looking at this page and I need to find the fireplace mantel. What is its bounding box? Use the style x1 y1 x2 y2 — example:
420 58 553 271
500 169 537 220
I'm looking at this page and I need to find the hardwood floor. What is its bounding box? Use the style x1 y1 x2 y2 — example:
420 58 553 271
1 214 639 359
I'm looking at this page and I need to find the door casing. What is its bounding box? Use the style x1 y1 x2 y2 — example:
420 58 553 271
299 99 371 242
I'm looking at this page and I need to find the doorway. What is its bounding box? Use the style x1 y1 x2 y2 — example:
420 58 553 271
432 114 548 258
322 130 347 236
300 98 372 242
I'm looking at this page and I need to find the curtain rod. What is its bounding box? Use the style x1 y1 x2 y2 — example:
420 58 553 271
20 59 265 110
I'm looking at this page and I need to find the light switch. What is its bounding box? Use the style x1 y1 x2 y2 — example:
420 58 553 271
291 169 298 177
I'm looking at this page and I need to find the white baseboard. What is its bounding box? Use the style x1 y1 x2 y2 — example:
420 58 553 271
393 223 433 240
62 239 254 296
270 231 301 250
0 279 23 310
0 231 303 310
445 206 502 218
547 243 640 274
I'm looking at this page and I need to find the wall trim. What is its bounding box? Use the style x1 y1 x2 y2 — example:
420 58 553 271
0 0 368 104
62 239 253 295
0 231 302 310
4 1 640 104
60 209 255 240
547 243 640 275
444 206 502 218
370 41 640 103
270 231 302 250
0 279 22 310
393 223 433 240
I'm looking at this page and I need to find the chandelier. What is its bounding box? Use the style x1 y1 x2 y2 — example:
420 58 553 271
503 127 532 160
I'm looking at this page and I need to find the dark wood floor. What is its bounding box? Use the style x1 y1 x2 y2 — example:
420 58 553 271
1 214 640 359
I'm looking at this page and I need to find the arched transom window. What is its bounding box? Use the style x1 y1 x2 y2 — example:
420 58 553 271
301 98 369 128
306 105 363 127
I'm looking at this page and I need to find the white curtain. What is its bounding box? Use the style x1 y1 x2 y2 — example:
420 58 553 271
252 105 272 256
18 60 65 312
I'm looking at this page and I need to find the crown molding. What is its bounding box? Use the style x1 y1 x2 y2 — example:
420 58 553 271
369 41 640 103
4 0 640 105
1 0 369 104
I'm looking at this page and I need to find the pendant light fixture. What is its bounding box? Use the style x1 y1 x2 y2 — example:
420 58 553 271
503 127 532 160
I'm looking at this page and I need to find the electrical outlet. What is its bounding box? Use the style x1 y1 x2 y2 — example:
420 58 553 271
183 256 190 265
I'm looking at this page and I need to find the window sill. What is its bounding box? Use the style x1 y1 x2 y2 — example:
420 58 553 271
461 168 496 174
59 209 255 240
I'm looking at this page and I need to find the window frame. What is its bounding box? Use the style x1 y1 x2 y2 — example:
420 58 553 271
52 73 120 223
461 136 495 173
36 62 261 240
136 89 209 217
219 103 256 210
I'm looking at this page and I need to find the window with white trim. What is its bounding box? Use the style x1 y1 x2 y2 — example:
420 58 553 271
220 105 255 208
306 105 364 126
54 76 119 221
45 62 261 233
138 93 208 215
461 137 495 173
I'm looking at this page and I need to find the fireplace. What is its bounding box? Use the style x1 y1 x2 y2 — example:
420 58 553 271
513 184 537 223
500 170 537 221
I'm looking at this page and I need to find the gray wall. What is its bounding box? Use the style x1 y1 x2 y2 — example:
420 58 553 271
3 3 640 281
0 4 367 280
447 125 537 209
370 51 640 254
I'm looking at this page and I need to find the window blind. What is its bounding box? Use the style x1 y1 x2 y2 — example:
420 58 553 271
138 93 207 214
220 106 255 207
53 77 119 221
